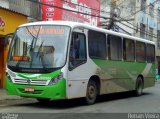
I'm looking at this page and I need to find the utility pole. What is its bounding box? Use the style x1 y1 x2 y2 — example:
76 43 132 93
107 0 117 30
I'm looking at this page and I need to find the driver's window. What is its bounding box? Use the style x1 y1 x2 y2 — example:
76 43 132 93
69 32 87 70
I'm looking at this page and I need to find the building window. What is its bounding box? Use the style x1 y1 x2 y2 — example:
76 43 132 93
88 30 107 59
136 41 146 62
108 35 122 60
157 30 160 49
146 44 155 63
141 0 146 12
149 4 154 17
158 0 160 25
123 38 135 61
157 41 160 49
149 28 153 41
158 8 160 18
140 23 146 39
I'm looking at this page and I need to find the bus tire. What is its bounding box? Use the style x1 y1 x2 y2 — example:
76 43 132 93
135 77 144 96
36 98 50 103
85 80 97 105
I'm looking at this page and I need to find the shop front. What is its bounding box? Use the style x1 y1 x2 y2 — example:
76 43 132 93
0 7 27 88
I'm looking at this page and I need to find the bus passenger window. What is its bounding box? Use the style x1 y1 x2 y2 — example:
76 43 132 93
146 44 155 63
88 30 106 59
69 32 87 69
136 41 146 62
108 35 122 60
123 38 135 61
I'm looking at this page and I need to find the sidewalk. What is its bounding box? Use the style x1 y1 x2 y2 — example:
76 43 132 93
156 79 160 84
0 89 23 101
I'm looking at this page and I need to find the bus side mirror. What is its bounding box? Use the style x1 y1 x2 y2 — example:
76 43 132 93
4 36 9 45
4 33 13 45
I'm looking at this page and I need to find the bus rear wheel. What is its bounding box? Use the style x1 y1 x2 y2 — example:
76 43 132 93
135 77 144 96
85 80 97 105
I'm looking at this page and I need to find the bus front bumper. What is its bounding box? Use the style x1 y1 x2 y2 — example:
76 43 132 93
5 79 66 99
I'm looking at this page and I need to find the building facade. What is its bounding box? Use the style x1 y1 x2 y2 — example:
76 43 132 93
41 0 100 26
0 7 27 88
8 0 41 21
0 0 42 88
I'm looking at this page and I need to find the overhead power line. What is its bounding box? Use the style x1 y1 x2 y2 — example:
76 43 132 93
26 0 112 20
107 0 159 38
26 0 158 38
27 0 132 21
119 22 157 38
59 0 110 15
26 0 139 22
123 0 159 19
117 17 157 38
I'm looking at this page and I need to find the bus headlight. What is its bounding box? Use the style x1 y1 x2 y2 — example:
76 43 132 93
6 72 12 82
48 72 63 85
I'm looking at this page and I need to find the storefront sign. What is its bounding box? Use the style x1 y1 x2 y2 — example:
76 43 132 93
41 0 100 26
28 27 65 34
0 17 5 32
0 8 27 35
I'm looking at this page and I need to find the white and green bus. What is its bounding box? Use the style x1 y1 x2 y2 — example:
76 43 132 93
6 21 155 104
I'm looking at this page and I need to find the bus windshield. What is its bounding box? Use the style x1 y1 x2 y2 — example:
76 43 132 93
7 25 70 72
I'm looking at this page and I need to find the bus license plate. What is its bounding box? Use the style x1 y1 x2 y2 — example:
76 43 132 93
24 88 35 92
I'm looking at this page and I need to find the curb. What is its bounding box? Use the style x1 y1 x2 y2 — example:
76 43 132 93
156 80 160 84
0 96 23 101
0 89 23 101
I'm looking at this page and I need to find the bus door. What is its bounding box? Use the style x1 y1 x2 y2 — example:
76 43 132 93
67 28 88 98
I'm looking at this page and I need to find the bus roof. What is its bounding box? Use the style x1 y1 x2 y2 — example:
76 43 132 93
20 21 155 45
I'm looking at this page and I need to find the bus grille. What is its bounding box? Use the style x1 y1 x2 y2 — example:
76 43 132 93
14 79 49 86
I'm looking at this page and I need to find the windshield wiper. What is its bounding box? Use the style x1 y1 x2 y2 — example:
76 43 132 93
15 27 36 68
30 26 41 68
15 37 33 68
36 40 44 57
26 26 38 52
36 40 46 69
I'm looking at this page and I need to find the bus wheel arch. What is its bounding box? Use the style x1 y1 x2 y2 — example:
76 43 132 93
89 75 101 95
85 75 100 105
135 75 144 96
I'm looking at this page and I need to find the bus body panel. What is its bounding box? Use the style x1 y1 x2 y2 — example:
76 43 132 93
92 59 155 95
6 69 67 99
67 59 97 99
6 78 66 99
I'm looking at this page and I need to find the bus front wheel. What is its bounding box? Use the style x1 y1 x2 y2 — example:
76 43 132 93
135 77 144 96
85 80 97 105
